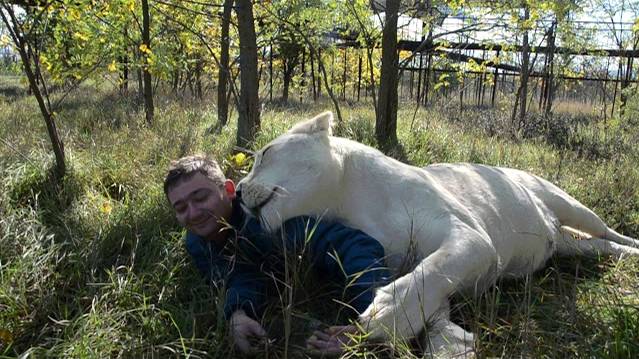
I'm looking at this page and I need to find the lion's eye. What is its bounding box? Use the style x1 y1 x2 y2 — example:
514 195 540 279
259 146 275 165
262 146 272 158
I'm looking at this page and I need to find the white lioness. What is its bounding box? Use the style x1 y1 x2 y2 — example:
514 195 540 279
237 112 639 356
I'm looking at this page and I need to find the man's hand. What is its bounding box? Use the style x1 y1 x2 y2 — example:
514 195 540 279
229 310 267 354
306 325 359 355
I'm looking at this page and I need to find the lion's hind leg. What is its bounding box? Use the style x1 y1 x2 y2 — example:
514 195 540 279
538 183 639 248
556 226 639 258
603 226 639 248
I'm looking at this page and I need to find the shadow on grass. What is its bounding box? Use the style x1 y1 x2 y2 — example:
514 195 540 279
0 82 27 102
5 163 228 356
8 164 82 226
450 255 618 358
54 89 143 129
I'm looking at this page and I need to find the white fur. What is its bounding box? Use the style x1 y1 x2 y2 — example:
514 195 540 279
238 112 639 356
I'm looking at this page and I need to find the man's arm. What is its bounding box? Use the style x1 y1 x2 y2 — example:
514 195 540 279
280 216 390 315
281 217 388 354
185 231 269 318
223 261 269 320
184 232 269 353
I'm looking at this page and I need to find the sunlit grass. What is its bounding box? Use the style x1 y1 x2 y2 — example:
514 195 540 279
1 76 638 357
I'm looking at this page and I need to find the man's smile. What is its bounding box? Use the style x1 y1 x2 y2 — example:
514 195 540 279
189 217 212 228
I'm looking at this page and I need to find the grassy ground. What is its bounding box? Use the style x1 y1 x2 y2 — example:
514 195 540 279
1 75 638 358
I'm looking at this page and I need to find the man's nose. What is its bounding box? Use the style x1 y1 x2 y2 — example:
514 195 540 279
185 202 198 221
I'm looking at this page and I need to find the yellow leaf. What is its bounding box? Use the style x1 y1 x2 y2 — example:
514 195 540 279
0 34 10 47
108 60 117 72
139 43 151 54
69 8 80 21
101 201 113 215
73 32 88 42
0 329 13 344
234 153 247 167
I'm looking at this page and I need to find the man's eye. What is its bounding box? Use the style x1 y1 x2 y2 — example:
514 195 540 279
194 193 208 202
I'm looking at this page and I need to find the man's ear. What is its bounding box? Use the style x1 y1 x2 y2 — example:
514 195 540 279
224 179 236 200
288 111 333 136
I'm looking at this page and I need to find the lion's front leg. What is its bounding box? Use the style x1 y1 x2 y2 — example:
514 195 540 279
423 301 476 358
359 225 497 340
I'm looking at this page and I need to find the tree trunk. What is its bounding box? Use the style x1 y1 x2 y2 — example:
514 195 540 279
137 52 143 99
491 51 500 107
141 0 154 125
357 51 362 101
119 54 128 94
313 49 343 124
300 48 305 103
282 58 296 103
317 49 322 98
424 53 432 105
235 0 260 148
342 48 347 100
310 48 317 101
620 34 636 114
1 6 65 176
611 58 622 116
517 5 530 129
366 46 377 112
218 0 233 126
119 28 129 94
376 0 400 147
195 59 203 99
269 41 274 102
543 21 556 119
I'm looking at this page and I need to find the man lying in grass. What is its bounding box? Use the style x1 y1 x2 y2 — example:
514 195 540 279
164 155 388 354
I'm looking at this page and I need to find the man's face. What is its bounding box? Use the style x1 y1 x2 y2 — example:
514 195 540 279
167 172 235 242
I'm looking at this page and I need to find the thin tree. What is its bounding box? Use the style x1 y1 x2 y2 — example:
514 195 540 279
235 0 260 148
1 3 66 176
518 4 530 130
141 0 154 124
218 0 233 126
376 0 400 146
119 28 129 94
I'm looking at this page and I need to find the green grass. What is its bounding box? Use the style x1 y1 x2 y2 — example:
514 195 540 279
1 75 638 358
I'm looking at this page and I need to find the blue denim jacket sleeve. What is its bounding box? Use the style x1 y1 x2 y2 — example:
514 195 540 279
280 216 390 314
184 232 268 320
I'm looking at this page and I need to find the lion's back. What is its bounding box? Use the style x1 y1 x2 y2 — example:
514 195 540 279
422 163 559 274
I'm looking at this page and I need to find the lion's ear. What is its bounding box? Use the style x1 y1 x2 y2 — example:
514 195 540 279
288 111 333 136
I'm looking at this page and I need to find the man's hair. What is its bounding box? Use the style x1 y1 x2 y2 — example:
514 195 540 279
164 155 226 197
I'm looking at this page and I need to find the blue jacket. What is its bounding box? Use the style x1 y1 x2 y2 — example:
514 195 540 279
184 199 389 320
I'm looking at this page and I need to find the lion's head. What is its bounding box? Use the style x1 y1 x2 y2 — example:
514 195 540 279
237 111 343 231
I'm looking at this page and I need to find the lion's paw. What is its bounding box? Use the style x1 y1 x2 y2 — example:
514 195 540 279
423 319 475 359
359 278 438 340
